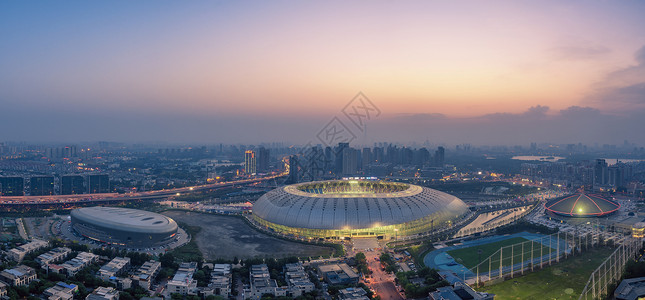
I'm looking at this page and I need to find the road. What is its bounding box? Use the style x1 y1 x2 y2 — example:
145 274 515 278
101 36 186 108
16 218 29 239
364 250 403 300
0 173 286 206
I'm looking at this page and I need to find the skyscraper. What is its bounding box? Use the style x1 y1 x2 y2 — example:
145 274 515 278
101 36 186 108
434 147 445 167
257 147 270 173
245 150 257 174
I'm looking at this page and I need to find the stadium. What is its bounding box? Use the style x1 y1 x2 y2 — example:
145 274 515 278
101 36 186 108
544 192 620 217
252 180 470 239
70 207 178 247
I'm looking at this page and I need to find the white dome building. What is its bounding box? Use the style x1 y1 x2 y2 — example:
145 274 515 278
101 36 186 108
71 207 178 247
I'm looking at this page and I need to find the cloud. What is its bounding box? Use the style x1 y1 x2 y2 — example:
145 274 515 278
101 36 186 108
390 113 446 122
551 45 611 61
367 105 645 146
481 105 549 120
1 102 644 146
586 44 645 110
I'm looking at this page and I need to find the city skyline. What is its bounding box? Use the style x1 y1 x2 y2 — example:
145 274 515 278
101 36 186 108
2 1 645 144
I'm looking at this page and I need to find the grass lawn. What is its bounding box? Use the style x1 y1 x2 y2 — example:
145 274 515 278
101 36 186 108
477 247 615 300
447 237 553 273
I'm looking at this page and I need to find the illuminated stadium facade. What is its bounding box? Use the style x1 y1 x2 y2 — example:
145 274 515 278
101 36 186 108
252 180 470 239
71 207 178 247
544 193 620 217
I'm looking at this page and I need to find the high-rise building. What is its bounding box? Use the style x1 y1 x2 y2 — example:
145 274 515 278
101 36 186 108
342 147 358 175
434 147 445 167
287 155 299 183
373 147 384 163
30 176 54 196
245 150 257 174
324 147 333 173
0 177 24 196
335 143 349 174
61 175 85 195
593 159 608 188
88 175 110 194
415 148 431 165
257 147 270 173
44 146 78 160
362 148 372 169
608 163 633 189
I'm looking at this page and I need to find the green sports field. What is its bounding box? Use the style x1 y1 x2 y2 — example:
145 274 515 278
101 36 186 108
477 247 615 300
447 237 554 273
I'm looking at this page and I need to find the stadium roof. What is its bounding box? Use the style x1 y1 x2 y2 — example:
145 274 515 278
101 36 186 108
71 207 178 234
253 180 468 230
544 193 620 217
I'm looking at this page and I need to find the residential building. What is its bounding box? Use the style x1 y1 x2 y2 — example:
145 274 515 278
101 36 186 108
615 276 645 300
88 175 110 194
318 263 359 285
0 282 6 298
245 150 257 174
209 264 232 298
339 287 369 300
248 264 285 299
86 287 119 300
131 260 161 290
167 262 198 295
284 263 314 297
60 252 99 276
36 247 72 266
44 282 78 300
30 176 55 196
61 175 85 195
0 265 37 286
7 239 48 262
99 257 131 280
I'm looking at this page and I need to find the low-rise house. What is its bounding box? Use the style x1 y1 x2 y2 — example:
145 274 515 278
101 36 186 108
109 277 132 291
131 260 161 290
318 263 359 285
248 264 283 299
0 282 7 298
86 287 119 300
209 264 232 298
167 262 198 295
98 257 131 280
60 252 99 276
338 287 369 300
0 265 37 286
615 276 645 300
7 239 48 262
212 264 231 276
284 263 315 297
44 282 78 300
36 247 72 266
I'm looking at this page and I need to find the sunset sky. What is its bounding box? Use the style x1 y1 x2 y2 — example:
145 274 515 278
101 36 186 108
2 1 645 144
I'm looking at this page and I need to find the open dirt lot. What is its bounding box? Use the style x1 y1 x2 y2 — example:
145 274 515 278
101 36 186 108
162 210 334 259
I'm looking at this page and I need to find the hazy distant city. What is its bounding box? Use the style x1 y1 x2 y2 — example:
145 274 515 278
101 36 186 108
3 1 645 300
